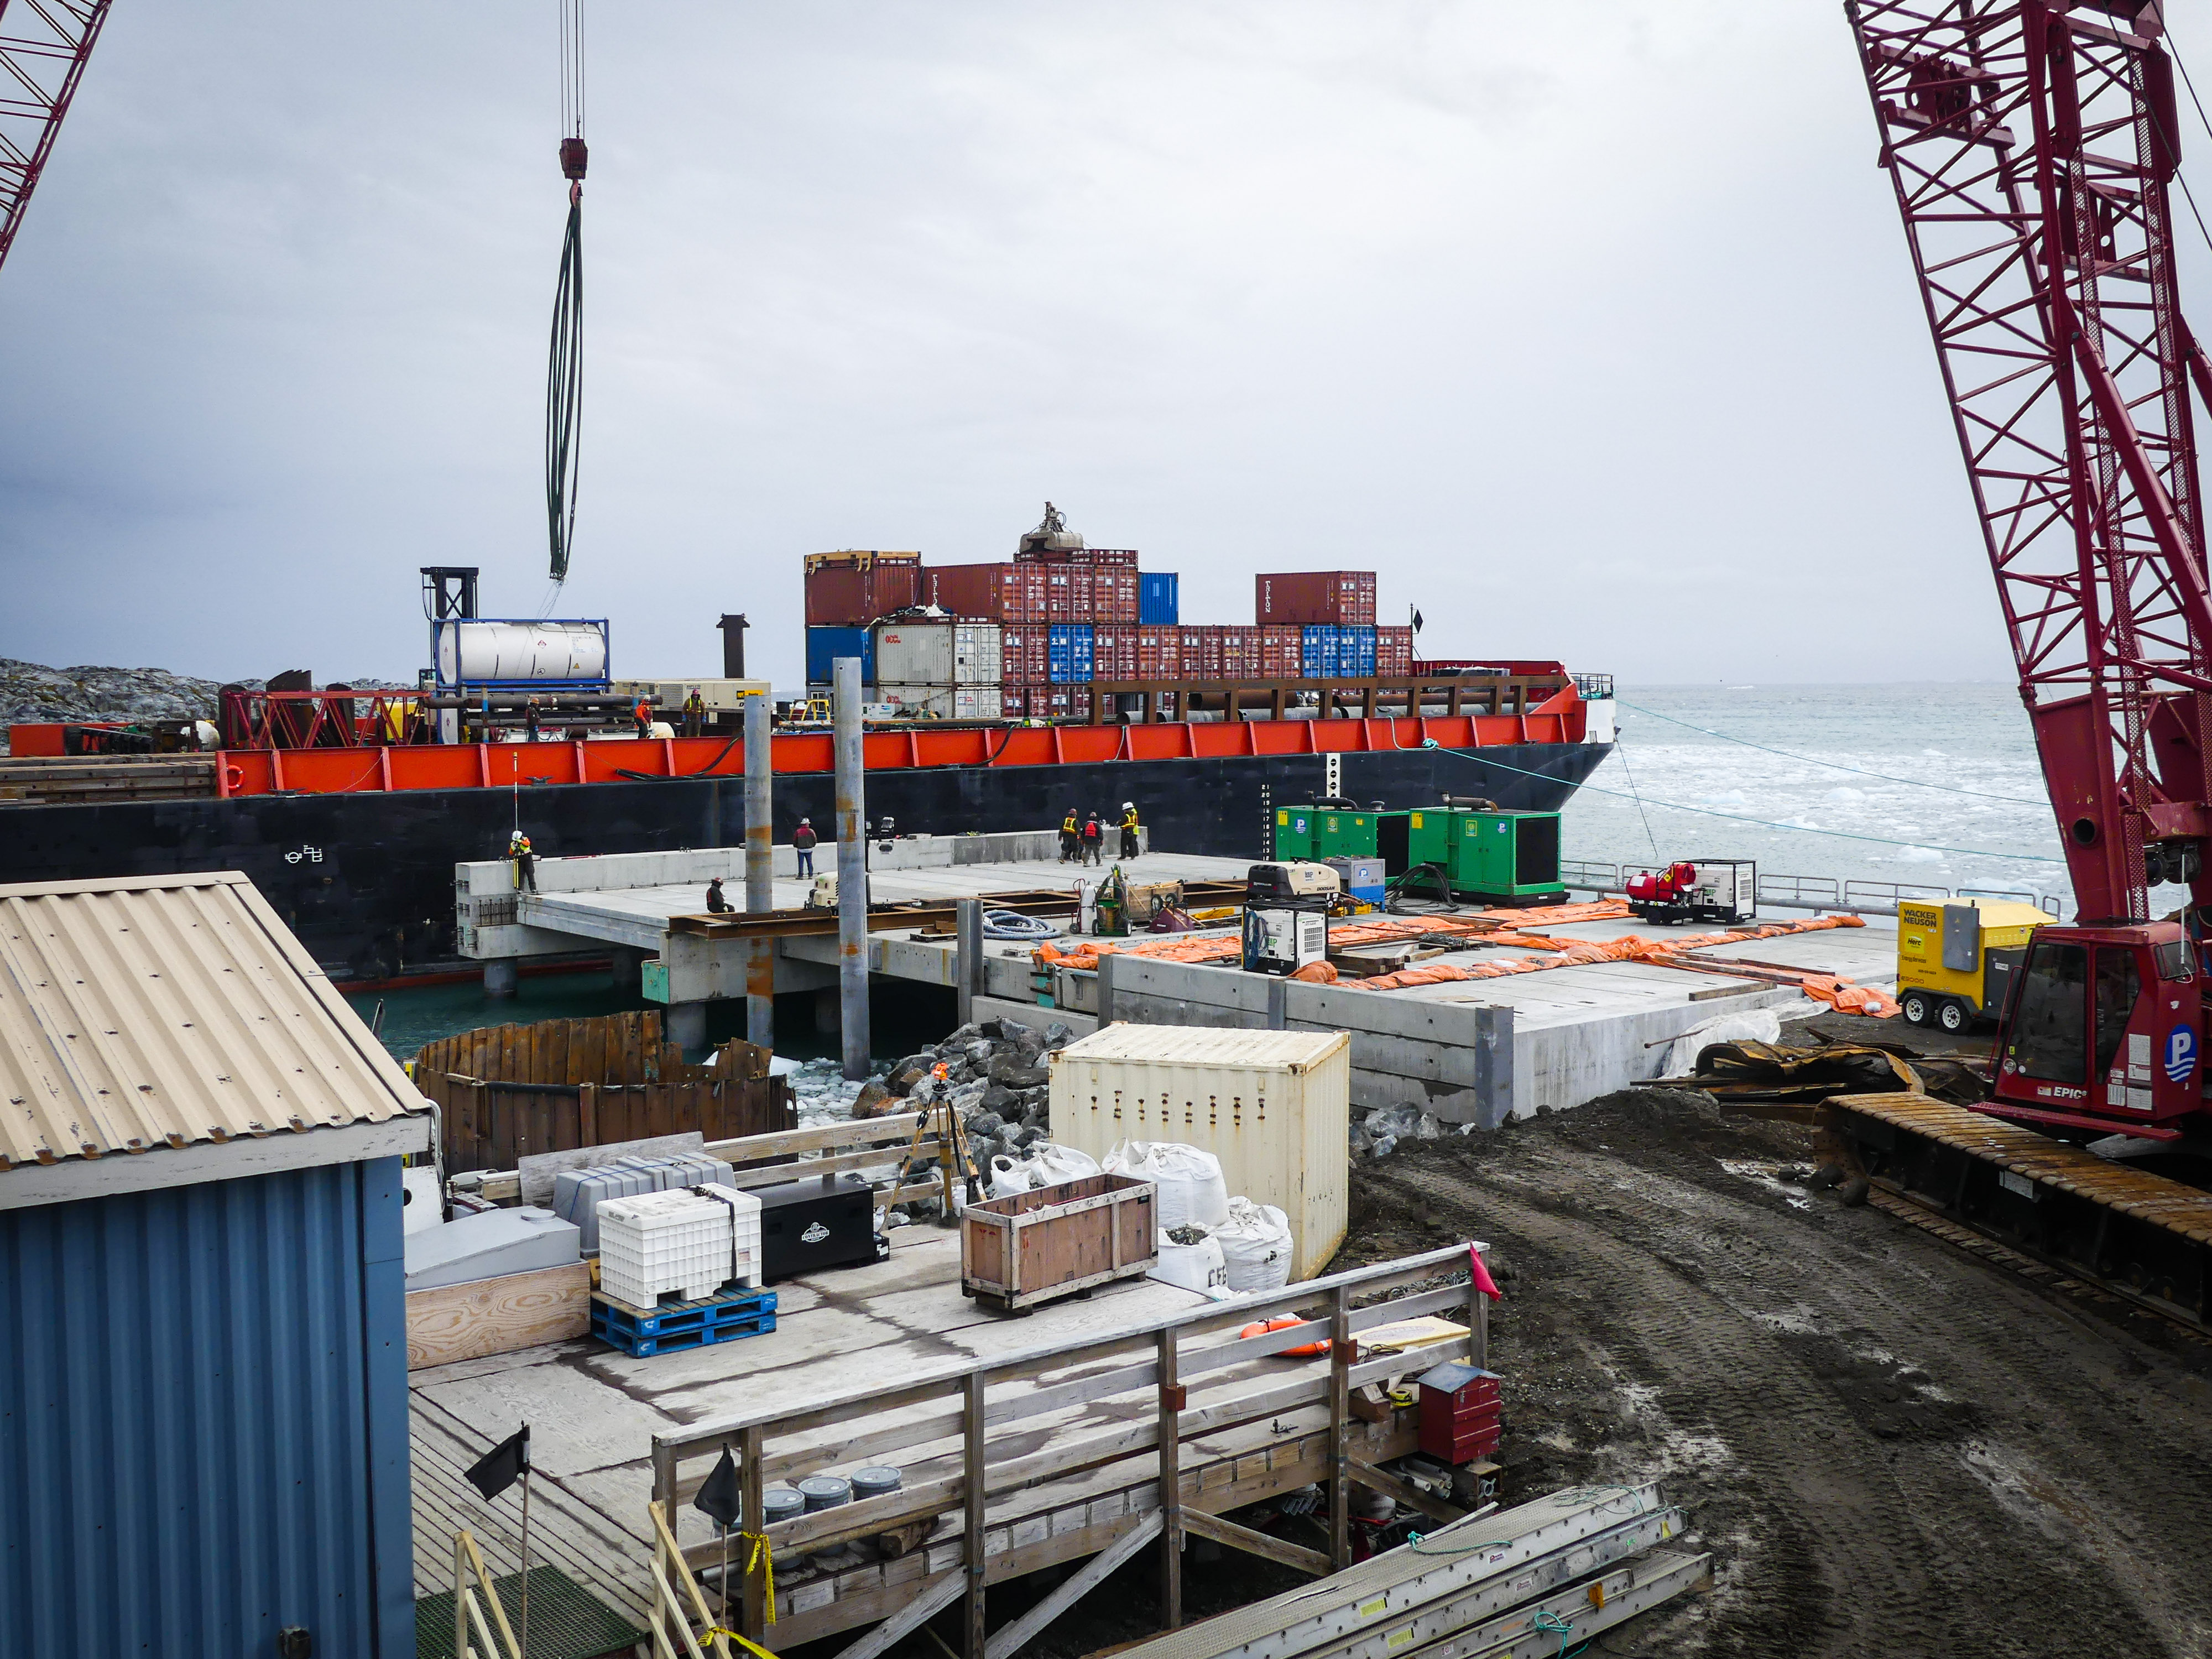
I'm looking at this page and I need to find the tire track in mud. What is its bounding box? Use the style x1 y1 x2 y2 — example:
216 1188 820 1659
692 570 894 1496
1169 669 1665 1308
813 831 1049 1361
1352 1121 2212 1658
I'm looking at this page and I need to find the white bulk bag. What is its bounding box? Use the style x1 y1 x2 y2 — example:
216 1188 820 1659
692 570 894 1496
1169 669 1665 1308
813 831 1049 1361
1103 1140 1229 1232
988 1155 1033 1200
1150 1228 1229 1295
1026 1142 1102 1187
1214 1197 1293 1292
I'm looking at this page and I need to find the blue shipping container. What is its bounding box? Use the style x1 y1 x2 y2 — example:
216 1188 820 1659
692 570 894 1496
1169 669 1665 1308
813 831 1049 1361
806 625 874 687
1344 624 1377 676
1048 624 1095 685
1302 625 1335 679
1139 572 1181 626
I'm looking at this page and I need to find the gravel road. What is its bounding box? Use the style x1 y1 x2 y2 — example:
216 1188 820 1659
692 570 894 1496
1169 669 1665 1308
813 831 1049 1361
1335 1091 2212 1658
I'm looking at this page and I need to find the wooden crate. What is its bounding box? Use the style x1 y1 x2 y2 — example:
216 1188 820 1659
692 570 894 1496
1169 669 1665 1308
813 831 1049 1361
961 1174 1157 1312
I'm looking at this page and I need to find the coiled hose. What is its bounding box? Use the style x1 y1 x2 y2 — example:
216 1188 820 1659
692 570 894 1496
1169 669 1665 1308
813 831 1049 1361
983 910 1061 940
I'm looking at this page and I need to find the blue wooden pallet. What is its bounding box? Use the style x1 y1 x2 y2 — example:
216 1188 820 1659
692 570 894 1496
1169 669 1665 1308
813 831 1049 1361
591 1287 778 1358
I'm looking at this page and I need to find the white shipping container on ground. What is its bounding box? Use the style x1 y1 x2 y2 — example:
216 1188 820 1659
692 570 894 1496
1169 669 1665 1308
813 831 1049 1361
1047 1025 1350 1281
872 620 1004 686
875 684 1003 720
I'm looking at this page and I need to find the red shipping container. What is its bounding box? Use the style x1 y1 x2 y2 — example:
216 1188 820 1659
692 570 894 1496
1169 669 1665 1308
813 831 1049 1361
1137 626 1178 681
924 564 1046 624
1259 625 1303 679
1044 566 1095 623
1090 568 1140 624
1219 625 1260 679
1376 625 1415 676
806 561 924 625
1255 570 1378 627
1000 627 1050 686
1093 626 1139 682
1196 627 1225 680
1014 546 1140 568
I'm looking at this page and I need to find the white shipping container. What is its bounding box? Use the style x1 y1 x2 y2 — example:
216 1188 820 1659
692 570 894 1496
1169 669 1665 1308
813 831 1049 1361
1047 1025 1350 1281
872 621 1004 686
875 684 1003 721
610 677 773 713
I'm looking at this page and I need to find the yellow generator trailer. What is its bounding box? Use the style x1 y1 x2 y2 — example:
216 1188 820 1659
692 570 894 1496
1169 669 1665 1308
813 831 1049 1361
1895 896 2048 1033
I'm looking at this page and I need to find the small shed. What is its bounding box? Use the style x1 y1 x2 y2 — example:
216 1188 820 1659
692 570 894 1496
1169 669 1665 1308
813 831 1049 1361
0 872 431 1658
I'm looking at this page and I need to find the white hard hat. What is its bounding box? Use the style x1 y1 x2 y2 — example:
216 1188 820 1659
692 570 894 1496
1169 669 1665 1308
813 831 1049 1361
1121 801 1133 811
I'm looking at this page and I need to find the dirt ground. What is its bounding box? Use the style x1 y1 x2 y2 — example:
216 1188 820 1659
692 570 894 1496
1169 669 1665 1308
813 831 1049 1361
1332 1089 2212 1658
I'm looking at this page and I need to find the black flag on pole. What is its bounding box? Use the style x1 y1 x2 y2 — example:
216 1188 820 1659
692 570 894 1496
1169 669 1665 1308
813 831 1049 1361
695 1446 742 1529
467 1424 530 1501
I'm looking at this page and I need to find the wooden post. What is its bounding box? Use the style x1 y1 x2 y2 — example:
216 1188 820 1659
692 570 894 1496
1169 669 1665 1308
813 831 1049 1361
1329 1284 1352 1569
1157 1326 1183 1630
741 1425 766 1642
579 1080 599 1147
965 1371 989 1658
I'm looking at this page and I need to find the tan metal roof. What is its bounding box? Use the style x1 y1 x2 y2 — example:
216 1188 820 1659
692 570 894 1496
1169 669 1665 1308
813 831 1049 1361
0 872 429 1171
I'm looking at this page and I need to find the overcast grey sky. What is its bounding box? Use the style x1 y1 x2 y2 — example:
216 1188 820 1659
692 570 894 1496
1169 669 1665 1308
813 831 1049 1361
0 2 2107 689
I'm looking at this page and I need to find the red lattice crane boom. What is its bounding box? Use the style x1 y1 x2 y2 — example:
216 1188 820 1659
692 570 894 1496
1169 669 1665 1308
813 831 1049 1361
1853 0 2212 1136
0 0 109 274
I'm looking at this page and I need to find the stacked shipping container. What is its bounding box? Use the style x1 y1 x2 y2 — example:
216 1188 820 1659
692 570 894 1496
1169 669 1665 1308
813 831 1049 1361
1255 571 1377 627
803 548 1423 716
804 552 924 626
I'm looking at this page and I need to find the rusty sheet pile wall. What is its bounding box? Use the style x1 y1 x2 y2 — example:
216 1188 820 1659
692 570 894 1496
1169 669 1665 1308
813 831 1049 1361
410 1010 794 1170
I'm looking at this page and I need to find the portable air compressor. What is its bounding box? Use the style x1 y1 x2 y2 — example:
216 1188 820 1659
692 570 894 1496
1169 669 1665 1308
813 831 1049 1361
1246 862 1342 902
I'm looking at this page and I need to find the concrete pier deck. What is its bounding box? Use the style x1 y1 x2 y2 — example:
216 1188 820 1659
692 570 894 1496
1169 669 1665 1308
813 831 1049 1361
452 836 1900 1122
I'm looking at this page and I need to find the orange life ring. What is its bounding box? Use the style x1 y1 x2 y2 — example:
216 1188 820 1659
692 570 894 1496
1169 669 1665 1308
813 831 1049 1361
1240 1313 1329 1357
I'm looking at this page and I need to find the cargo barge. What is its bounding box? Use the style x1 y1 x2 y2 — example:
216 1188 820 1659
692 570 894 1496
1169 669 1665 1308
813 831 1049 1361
0 700 1607 982
3 518 1609 980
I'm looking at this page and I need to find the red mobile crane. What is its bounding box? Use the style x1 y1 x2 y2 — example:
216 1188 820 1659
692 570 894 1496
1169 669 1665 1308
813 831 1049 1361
1851 0 2212 1142
0 0 111 275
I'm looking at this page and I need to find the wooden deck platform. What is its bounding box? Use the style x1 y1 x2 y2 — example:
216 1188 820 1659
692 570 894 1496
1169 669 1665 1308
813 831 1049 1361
409 1228 1485 1658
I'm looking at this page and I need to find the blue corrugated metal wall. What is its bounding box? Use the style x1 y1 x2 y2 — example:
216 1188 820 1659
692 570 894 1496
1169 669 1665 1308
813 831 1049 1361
1 1156 413 1658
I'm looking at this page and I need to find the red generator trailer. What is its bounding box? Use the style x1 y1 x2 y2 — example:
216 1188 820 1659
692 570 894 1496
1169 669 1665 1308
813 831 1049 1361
1624 860 1756 926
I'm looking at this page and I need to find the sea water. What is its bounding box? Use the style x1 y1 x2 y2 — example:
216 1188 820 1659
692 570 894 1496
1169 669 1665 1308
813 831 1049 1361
1567 682 2073 916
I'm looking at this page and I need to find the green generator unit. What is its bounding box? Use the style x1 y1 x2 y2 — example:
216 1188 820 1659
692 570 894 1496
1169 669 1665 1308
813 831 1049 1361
1446 810 1564 904
1378 807 1564 904
1274 805 1377 863
1376 808 1451 876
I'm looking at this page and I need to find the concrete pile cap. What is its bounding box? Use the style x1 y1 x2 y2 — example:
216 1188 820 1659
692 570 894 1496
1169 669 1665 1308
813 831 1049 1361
1053 1024 1349 1072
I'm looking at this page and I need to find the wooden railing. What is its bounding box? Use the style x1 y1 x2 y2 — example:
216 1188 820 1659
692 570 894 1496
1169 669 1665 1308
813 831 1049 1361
448 1530 524 1659
649 1500 734 1659
649 1241 1489 1659
472 1110 948 1209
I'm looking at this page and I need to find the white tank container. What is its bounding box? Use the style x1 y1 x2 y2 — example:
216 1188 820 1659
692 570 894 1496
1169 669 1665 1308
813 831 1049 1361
436 619 609 684
1048 1025 1350 1281
871 620 1003 686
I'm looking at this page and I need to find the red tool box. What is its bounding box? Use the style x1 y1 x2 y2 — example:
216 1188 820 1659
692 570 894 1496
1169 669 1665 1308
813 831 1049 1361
1416 1361 1503 1465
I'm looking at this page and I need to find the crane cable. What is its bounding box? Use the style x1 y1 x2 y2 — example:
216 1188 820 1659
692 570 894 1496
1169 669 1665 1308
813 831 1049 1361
547 0 587 582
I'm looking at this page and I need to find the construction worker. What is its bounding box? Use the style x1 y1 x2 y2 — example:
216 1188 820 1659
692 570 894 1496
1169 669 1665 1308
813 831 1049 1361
793 817 818 878
1118 800 1141 860
683 687 706 738
508 830 536 891
633 697 653 740
524 696 542 743
1081 813 1104 866
705 875 731 914
1060 807 1081 863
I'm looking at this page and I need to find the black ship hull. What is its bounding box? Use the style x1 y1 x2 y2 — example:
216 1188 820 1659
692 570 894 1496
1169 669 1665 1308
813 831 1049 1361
0 740 1609 977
